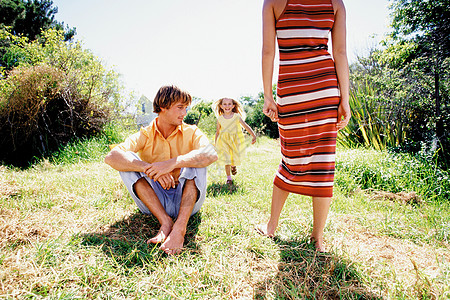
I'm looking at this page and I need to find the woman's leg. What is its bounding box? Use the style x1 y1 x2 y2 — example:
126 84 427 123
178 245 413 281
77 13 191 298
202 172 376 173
311 196 332 252
257 184 289 236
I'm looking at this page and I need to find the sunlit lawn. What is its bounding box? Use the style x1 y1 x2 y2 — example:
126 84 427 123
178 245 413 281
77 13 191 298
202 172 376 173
1 136 449 299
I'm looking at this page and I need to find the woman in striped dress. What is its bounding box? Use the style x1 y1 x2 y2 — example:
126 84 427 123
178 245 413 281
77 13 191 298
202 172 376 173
257 0 350 251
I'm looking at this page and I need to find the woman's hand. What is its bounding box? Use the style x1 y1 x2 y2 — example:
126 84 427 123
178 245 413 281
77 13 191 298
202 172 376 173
336 101 351 130
263 98 279 122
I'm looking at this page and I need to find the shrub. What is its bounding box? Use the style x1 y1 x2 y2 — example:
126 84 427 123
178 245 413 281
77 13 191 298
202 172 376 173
245 88 279 139
197 113 217 137
0 28 123 166
184 100 216 136
335 148 450 203
337 80 406 150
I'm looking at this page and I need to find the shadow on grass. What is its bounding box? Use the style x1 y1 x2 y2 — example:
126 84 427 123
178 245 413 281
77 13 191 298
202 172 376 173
76 211 202 269
253 237 380 299
207 181 243 197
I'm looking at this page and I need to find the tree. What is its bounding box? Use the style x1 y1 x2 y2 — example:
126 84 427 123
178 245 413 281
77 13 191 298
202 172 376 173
0 0 75 41
0 0 76 71
389 0 450 148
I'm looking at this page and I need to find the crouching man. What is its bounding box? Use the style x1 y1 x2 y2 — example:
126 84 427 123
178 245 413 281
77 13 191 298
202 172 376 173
105 85 217 255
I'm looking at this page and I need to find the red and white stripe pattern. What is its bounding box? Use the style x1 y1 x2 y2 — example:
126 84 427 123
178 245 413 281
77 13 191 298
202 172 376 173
274 0 339 197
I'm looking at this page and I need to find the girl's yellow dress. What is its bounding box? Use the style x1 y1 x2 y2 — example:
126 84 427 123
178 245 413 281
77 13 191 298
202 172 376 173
216 113 246 166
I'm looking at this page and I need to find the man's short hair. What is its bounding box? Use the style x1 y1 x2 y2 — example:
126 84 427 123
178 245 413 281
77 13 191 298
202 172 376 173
153 85 192 113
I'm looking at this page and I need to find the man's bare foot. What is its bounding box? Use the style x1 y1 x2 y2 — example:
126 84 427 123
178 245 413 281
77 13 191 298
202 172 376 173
147 222 173 244
254 224 275 238
160 229 185 255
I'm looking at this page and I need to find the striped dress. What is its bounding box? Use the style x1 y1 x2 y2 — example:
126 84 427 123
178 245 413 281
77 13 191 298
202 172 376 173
274 0 339 197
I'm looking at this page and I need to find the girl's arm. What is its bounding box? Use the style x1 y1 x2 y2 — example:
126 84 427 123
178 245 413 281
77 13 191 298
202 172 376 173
331 0 351 130
215 120 221 143
262 0 278 122
239 117 257 144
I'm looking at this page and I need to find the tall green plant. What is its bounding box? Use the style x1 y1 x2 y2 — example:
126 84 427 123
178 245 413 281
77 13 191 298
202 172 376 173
338 80 406 150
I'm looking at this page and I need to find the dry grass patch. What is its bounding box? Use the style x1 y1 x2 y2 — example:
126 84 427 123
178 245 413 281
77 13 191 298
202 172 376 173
0 166 19 199
369 190 422 205
0 209 53 248
331 215 450 298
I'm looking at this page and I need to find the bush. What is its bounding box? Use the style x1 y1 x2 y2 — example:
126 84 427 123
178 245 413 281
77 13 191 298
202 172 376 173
245 88 279 139
335 148 450 203
197 113 217 137
0 28 123 166
184 100 216 136
337 80 407 150
49 121 133 165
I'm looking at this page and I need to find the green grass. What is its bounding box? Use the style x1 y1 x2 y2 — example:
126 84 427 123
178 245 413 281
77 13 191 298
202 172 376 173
1 136 449 299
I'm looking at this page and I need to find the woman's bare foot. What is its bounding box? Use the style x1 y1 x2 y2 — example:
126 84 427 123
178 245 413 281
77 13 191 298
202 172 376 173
310 236 326 252
147 222 173 244
255 224 276 238
160 229 185 255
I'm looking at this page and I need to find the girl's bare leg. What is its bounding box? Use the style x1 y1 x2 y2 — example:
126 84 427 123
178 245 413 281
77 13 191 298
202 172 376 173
225 165 231 177
311 197 332 252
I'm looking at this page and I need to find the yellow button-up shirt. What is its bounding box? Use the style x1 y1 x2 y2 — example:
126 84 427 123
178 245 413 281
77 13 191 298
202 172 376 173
116 118 211 182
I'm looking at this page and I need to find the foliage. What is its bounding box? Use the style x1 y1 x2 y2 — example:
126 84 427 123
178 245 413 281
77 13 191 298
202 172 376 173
196 112 217 137
0 0 76 71
0 0 75 41
0 28 123 166
349 48 450 164
335 147 450 203
345 0 450 168
184 99 210 124
245 85 279 139
387 0 450 165
183 109 199 125
184 99 217 136
338 79 406 150
184 99 213 125
50 121 134 165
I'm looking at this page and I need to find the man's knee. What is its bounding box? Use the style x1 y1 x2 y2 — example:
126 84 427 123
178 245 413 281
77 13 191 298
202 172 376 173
133 177 153 195
182 179 198 199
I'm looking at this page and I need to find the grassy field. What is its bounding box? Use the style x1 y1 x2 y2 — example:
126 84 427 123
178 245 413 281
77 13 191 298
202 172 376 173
1 136 449 299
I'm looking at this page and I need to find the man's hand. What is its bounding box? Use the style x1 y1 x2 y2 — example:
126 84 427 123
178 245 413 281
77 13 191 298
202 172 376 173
156 173 176 190
144 159 176 181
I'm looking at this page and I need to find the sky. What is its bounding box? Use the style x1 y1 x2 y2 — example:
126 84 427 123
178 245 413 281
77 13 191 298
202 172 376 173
52 0 391 102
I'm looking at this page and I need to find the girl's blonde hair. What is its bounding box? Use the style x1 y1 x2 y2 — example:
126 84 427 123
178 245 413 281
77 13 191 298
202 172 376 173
212 98 246 120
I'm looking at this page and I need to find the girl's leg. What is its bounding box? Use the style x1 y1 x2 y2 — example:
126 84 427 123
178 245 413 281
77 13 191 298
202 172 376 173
311 197 332 252
257 185 289 236
225 165 232 183
225 165 231 176
231 165 237 175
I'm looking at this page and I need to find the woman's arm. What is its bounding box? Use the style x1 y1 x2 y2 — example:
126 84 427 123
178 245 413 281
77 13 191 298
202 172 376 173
262 0 279 122
331 0 351 130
